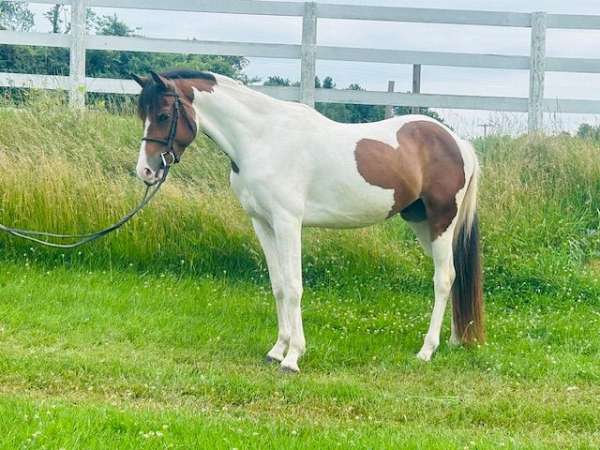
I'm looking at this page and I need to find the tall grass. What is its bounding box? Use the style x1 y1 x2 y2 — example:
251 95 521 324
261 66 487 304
0 94 598 301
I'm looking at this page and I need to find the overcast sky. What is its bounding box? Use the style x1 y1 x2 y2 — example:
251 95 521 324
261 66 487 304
29 0 600 136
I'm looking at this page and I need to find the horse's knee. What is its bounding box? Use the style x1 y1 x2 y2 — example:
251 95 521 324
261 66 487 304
284 282 303 305
272 284 284 301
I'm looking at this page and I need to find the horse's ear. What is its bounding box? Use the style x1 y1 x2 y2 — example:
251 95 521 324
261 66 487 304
150 70 170 90
130 73 148 88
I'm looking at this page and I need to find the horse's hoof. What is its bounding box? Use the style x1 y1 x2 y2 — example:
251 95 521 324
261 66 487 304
448 336 462 347
416 349 433 362
264 355 282 364
280 364 300 374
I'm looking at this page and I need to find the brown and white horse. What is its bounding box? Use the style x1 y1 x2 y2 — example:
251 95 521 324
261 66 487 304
132 70 484 373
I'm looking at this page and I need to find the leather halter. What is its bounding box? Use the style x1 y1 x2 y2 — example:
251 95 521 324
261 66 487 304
141 91 197 167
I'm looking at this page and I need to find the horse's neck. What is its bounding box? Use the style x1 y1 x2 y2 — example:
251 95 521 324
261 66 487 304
191 78 281 164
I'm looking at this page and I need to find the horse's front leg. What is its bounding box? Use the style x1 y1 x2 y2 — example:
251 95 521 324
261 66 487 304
272 214 305 373
251 218 290 363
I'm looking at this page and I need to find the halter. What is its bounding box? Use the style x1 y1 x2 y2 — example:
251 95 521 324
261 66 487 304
141 91 197 169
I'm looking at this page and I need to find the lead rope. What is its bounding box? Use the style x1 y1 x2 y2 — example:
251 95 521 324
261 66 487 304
0 90 190 249
0 163 170 249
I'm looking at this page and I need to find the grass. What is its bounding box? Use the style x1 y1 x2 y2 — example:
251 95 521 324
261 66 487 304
0 94 599 448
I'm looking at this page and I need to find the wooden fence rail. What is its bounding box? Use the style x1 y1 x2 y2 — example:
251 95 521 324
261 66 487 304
2 0 600 132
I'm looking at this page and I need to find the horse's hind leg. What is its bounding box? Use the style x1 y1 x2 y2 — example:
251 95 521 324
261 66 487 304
403 199 432 257
416 213 457 362
448 316 461 347
408 221 432 257
410 219 461 346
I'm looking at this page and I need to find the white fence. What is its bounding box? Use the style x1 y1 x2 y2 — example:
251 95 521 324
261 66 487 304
2 0 600 131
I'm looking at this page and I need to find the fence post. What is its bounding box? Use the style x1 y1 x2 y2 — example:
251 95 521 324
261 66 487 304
411 64 421 114
528 12 546 133
300 2 317 107
69 0 87 108
384 80 395 119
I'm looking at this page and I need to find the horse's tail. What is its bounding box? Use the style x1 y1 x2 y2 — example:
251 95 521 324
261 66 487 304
452 142 484 344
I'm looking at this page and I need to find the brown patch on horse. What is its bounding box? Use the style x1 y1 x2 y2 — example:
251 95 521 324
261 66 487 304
137 70 216 120
176 77 216 99
354 137 422 217
354 120 465 239
190 78 216 93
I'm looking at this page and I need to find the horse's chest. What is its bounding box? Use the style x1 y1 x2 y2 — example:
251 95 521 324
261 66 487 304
229 170 288 221
230 173 261 217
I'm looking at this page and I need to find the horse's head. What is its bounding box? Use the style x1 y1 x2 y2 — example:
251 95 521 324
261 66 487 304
132 71 198 185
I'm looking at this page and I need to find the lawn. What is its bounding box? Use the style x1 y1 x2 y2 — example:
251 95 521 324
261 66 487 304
0 98 598 448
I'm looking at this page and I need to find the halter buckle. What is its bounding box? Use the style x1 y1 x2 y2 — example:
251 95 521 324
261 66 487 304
161 151 179 167
160 151 170 169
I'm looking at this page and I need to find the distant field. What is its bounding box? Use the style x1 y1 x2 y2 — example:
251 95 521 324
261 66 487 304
0 97 598 449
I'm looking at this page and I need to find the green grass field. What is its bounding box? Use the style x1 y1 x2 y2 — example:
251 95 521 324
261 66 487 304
0 97 599 449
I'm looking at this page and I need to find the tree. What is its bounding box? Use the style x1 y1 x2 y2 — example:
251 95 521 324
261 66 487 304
44 5 63 34
0 2 68 77
43 4 100 34
94 13 136 36
264 76 291 86
394 105 446 124
0 1 34 32
0 4 248 108
342 83 386 123
2 3 246 80
84 13 247 80
264 74 445 124
577 123 600 140
322 76 335 89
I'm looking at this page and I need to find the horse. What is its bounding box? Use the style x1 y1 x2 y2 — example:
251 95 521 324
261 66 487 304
131 69 484 373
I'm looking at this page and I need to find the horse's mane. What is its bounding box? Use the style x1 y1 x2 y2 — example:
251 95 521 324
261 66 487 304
160 69 216 81
137 70 216 118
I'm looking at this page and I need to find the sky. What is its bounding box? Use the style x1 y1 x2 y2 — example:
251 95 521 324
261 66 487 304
27 0 600 136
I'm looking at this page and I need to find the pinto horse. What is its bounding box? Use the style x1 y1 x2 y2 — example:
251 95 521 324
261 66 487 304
132 70 484 373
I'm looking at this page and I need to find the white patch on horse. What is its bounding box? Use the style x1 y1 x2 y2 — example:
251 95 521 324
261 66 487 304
136 118 152 182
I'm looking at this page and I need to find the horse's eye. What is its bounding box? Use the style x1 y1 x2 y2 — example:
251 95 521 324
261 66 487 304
158 113 170 123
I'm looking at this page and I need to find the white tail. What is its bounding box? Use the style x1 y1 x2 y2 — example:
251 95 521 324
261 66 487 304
455 141 480 241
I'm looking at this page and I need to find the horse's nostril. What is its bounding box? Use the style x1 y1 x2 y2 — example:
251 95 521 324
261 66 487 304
143 168 153 178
